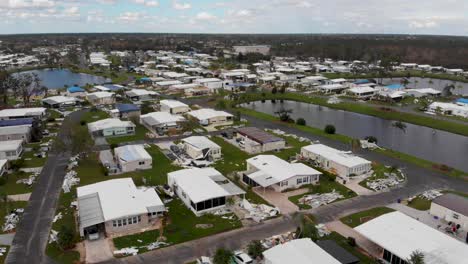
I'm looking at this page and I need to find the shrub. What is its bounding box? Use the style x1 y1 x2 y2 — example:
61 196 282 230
57 225 75 250
247 240 265 259
324 124 336 134
271 87 278 94
80 120 87 126
364 136 378 143
213 248 233 264
296 118 306 126
347 237 357 247
47 117 56 122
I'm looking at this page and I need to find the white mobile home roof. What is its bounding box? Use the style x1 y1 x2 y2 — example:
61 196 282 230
348 86 376 94
355 211 468 264
182 136 220 150
87 91 115 99
0 140 23 151
155 80 183 86
187 109 233 120
0 107 46 119
0 125 31 136
302 144 371 168
77 178 165 222
168 168 230 203
263 238 341 264
160 99 188 109
42 96 77 105
193 78 222 83
88 118 135 132
140 112 185 126
114 145 151 162
247 155 321 187
125 89 158 97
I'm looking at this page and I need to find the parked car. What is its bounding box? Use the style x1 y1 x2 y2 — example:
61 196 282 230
232 251 253 264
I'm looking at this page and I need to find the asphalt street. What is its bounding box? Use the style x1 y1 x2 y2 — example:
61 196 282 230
6 111 84 264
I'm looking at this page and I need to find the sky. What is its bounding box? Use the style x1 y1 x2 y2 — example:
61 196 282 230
0 0 467 35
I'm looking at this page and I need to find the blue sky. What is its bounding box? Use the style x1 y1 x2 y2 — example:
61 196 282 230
0 0 467 35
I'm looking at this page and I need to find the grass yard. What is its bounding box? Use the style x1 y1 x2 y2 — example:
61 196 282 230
22 150 47 168
0 245 9 264
47 109 63 120
2 171 35 195
113 199 242 254
407 197 431 211
289 173 357 210
106 123 149 145
212 136 251 176
0 201 29 234
46 191 81 264
340 207 395 228
318 232 377 264
80 110 109 124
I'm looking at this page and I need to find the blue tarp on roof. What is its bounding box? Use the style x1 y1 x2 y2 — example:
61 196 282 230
116 104 140 113
139 77 152 82
456 98 468 104
354 79 370 85
67 86 85 93
386 84 404 90
0 118 34 127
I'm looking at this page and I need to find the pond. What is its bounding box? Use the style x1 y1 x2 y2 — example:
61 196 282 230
243 100 468 172
379 77 468 95
15 68 110 89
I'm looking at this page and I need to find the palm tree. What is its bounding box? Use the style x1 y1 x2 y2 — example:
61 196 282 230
406 250 425 264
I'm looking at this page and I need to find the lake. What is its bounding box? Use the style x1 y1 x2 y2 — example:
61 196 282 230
15 68 110 89
243 100 468 172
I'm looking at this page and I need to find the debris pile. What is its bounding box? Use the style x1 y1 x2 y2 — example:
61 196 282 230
366 171 405 192
298 191 344 208
53 212 62 223
16 173 38 186
0 247 7 257
420 189 443 200
260 231 296 249
3 208 24 232
316 223 331 237
241 199 280 222
68 155 80 170
266 128 311 143
359 140 381 150
114 247 139 256
62 170 80 193
146 241 170 251
327 96 341 104
49 229 58 244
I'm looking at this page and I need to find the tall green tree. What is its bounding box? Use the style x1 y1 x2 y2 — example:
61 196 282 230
213 248 233 264
406 250 425 264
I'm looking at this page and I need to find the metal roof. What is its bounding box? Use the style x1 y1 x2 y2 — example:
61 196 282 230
0 118 34 127
316 240 360 264
236 127 284 144
77 192 105 230
116 104 140 113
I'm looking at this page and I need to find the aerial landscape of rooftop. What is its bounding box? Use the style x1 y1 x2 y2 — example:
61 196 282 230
0 1 467 264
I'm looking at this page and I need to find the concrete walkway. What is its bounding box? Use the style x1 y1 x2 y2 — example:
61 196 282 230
344 179 374 196
7 193 31 202
0 234 15 246
253 188 299 214
85 238 114 263
326 221 382 258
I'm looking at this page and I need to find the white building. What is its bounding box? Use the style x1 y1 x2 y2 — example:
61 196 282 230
243 155 321 192
318 84 347 94
0 107 47 120
86 92 116 105
159 100 190 114
193 78 224 91
405 88 441 98
42 96 78 108
140 112 186 135
167 168 245 216
77 178 165 237
187 108 233 126
355 211 468 264
301 144 371 179
428 102 468 118
430 193 468 230
114 145 152 173
263 238 341 264
233 45 271 55
0 125 32 142
182 136 221 161
88 118 136 137
347 86 377 99
0 140 23 160
235 127 286 154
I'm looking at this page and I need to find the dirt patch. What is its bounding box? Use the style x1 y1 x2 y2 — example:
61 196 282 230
195 224 213 229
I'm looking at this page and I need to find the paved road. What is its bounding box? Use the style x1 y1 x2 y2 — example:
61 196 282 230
102 217 295 264
6 111 84 264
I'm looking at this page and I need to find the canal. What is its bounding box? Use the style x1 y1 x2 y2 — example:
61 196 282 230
243 100 468 172
15 68 110 89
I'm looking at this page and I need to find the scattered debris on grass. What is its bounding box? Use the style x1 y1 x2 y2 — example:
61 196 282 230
266 128 312 143
260 231 296 249
298 190 344 208
114 247 138 256
366 170 405 191
359 140 381 150
3 208 24 232
316 223 331 237
0 247 7 256
327 96 341 104
16 173 39 186
49 229 58 244
53 212 62 223
62 170 79 193
408 189 443 202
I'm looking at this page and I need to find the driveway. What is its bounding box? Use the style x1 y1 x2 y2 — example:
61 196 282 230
85 238 114 263
253 188 299 214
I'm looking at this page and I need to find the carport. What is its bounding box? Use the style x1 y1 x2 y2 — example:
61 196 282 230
78 192 106 237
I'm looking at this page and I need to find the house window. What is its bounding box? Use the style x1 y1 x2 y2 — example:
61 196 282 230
138 216 141 222
303 177 309 183
139 161 145 165
281 181 288 187
123 219 127 226
118 220 122 227
113 220 117 227
297 178 302 184
133 216 137 223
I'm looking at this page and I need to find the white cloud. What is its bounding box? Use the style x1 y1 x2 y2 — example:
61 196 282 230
409 20 438 29
195 11 216 21
131 0 158 7
173 1 191 10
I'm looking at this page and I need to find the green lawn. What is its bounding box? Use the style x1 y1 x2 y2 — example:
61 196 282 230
340 207 395 228
358 163 404 190
289 173 357 210
106 123 149 145
80 110 109 124
47 109 63 120
318 232 377 264
22 150 47 168
407 197 431 211
0 245 9 264
45 244 80 264
212 137 251 176
113 199 242 254
2 171 35 195
0 201 28 234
